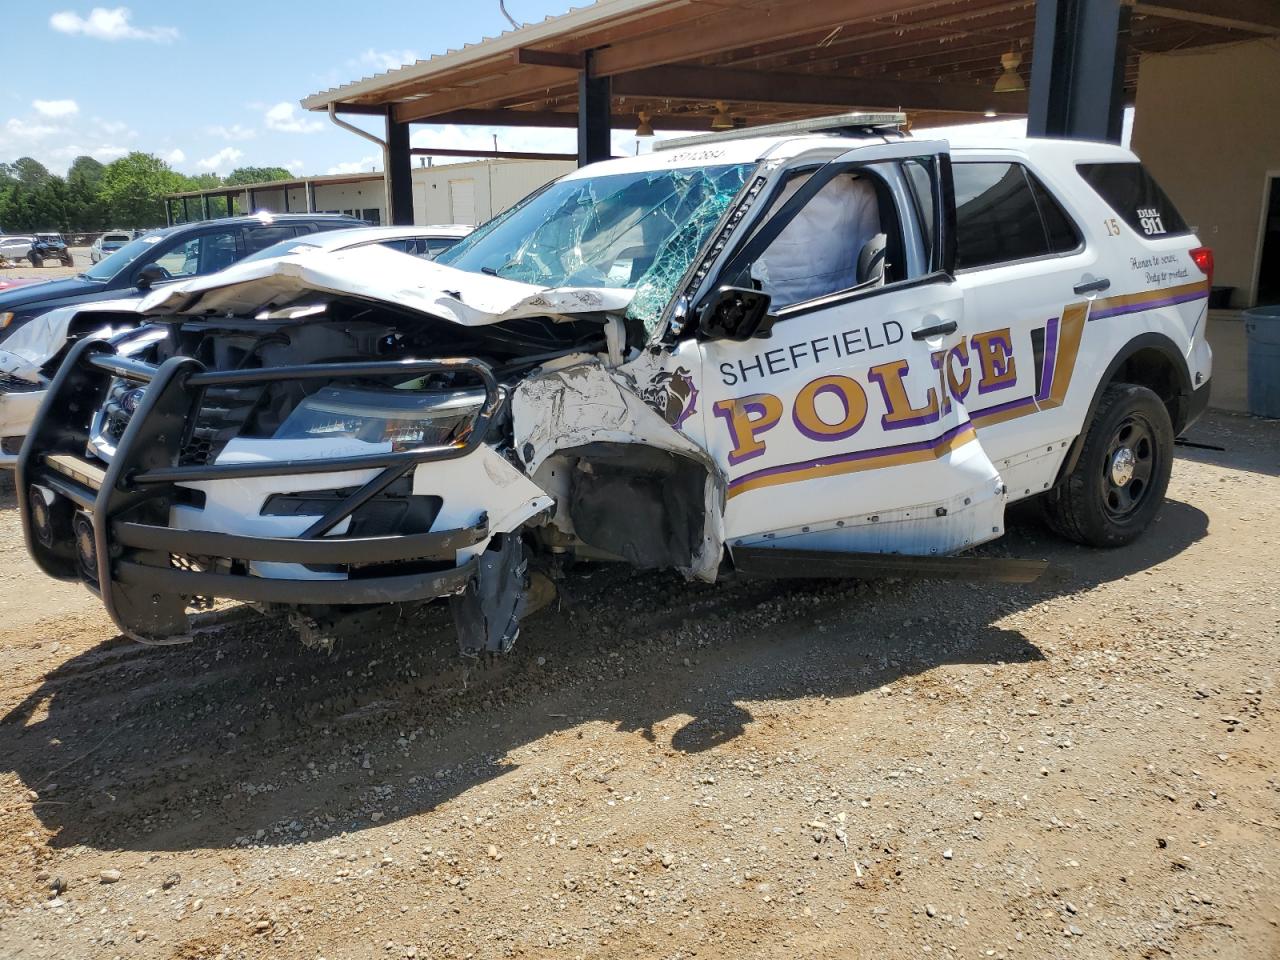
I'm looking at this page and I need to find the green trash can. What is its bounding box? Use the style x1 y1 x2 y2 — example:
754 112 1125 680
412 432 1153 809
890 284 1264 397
1244 305 1280 418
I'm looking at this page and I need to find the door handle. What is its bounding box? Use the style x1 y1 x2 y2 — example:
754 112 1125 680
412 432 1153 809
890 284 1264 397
1073 277 1111 295
912 319 958 340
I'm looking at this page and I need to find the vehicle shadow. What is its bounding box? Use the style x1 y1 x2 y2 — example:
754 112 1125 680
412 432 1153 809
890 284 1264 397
0 496 1208 854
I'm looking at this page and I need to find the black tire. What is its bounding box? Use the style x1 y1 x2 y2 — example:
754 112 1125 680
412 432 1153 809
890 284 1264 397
1042 382 1173 548
60 254 73 267
28 254 42 268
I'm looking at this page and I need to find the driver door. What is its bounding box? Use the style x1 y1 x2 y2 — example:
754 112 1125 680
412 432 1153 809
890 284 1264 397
140 227 245 287
695 142 1006 557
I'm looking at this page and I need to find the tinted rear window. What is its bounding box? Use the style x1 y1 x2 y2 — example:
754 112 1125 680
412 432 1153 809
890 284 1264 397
1077 162 1189 238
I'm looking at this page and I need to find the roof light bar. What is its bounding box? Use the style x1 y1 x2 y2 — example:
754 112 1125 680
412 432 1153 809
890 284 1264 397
655 112 908 151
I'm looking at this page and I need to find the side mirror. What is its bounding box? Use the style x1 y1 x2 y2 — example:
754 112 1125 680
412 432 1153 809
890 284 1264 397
135 264 166 290
697 286 775 342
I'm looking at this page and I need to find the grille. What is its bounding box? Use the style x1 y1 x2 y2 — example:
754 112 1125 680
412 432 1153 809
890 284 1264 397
179 384 265 465
0 373 44 393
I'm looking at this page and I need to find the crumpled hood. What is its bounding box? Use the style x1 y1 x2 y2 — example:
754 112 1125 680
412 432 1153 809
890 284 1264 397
139 244 634 325
0 296 145 379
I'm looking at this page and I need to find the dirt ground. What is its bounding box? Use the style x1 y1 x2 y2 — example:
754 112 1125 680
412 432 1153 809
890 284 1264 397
0 247 88 282
0 409 1275 960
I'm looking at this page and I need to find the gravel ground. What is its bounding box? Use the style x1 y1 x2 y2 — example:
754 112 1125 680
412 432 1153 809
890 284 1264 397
0 247 88 281
0 409 1275 960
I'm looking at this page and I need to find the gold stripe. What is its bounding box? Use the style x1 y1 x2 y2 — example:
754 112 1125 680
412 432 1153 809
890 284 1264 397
728 425 978 499
1091 279 1208 314
1041 301 1088 411
971 401 1035 427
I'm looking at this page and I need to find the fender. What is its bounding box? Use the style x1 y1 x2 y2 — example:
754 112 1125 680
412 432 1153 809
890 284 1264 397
1055 331 1193 484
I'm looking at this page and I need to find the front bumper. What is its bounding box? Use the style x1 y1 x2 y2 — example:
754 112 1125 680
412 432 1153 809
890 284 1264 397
0 377 47 468
18 338 505 642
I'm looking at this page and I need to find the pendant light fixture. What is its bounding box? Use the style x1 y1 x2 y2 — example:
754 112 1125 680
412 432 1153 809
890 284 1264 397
994 50 1025 93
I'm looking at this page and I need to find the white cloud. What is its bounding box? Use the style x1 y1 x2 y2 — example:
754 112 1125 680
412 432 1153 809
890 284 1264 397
285 159 305 174
33 99 79 119
326 154 381 176
93 117 133 136
264 102 323 134
164 148 185 164
4 118 61 141
354 48 420 72
92 145 128 161
49 7 179 43
206 123 255 141
195 146 243 173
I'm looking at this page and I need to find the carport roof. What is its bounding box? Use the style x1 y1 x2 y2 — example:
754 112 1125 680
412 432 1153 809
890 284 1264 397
300 0 1279 130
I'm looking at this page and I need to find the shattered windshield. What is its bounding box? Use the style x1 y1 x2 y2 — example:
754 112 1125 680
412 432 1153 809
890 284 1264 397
436 162 754 331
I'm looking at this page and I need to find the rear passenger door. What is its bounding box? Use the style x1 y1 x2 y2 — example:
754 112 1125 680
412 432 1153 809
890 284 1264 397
948 156 1093 499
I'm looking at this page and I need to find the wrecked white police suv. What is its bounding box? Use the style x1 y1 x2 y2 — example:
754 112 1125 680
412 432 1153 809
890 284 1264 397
19 114 1213 653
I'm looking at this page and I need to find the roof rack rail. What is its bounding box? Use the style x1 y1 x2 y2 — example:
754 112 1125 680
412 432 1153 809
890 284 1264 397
655 111 907 151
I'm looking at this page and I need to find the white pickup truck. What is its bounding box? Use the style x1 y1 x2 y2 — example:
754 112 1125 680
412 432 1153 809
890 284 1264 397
18 114 1212 653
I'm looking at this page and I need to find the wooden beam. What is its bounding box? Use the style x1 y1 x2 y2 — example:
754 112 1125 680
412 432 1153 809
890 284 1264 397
611 64 1024 114
513 48 585 70
410 146 576 160
326 102 393 116
590 0 964 78
393 64 574 122
414 109 714 131
1130 0 1280 33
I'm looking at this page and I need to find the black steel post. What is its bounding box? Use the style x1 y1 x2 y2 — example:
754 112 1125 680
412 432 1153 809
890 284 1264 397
1027 0 1126 143
577 51 611 166
385 110 415 225
181 197 190 223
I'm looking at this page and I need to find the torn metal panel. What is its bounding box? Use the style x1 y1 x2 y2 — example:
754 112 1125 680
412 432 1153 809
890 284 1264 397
138 245 634 325
510 359 725 580
0 297 144 377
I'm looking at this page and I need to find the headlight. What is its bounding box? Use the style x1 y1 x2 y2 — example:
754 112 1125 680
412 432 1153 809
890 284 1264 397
0 312 13 329
274 385 485 451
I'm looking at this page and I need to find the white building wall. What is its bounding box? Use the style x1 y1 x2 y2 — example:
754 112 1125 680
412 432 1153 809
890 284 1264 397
411 159 573 225
200 158 573 228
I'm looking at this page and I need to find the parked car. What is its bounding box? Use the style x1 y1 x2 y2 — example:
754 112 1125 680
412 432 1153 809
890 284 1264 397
90 232 133 264
0 235 35 264
0 225 472 467
16 114 1212 655
26 233 74 268
238 223 472 264
0 213 365 341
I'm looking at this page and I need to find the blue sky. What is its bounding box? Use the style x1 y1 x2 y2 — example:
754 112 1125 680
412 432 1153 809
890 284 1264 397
0 1 598 176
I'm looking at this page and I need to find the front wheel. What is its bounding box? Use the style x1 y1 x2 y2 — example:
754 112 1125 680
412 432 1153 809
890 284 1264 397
60 254 73 267
28 254 42 268
1043 383 1174 548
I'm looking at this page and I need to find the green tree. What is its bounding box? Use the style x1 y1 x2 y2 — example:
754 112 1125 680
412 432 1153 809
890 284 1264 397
99 152 185 228
182 172 224 190
66 156 108 230
225 166 293 185
13 157 53 187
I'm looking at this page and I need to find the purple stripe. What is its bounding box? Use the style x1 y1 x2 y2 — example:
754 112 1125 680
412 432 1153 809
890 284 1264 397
971 394 1036 421
1091 290 1207 321
1036 315 1060 404
728 420 973 492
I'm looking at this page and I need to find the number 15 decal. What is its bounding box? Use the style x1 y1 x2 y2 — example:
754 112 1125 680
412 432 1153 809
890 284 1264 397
1104 217 1121 236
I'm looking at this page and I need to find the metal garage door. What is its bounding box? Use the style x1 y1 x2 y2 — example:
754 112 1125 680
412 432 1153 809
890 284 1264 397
448 179 476 225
